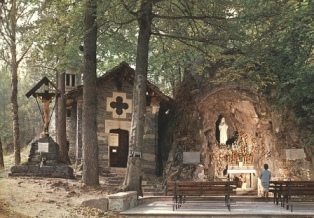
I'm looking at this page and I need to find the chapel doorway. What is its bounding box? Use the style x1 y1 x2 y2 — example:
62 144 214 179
109 129 129 168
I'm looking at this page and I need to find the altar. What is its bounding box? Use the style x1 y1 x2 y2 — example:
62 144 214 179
227 167 256 189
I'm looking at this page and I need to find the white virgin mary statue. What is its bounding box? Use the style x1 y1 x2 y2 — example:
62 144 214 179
219 117 228 144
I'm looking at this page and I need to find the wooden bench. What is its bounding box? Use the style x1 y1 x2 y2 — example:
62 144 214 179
269 181 288 206
166 181 238 211
284 181 314 212
270 180 314 212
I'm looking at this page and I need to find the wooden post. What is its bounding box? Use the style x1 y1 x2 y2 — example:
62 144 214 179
0 138 4 168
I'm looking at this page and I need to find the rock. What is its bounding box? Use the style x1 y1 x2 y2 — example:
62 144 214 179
81 198 108 211
66 191 78 197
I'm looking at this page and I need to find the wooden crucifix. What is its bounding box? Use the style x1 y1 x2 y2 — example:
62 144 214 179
26 77 60 136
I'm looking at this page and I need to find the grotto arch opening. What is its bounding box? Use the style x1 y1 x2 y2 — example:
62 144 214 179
195 87 278 192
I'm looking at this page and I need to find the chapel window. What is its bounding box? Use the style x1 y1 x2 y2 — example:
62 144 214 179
66 74 76 87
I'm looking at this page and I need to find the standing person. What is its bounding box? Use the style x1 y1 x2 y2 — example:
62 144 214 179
260 163 271 201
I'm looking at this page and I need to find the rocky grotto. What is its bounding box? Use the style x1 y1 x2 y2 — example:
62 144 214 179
163 64 314 194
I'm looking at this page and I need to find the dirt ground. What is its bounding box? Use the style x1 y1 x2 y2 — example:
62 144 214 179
0 148 121 218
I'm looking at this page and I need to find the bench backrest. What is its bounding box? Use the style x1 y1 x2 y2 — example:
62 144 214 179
270 181 314 196
166 181 237 196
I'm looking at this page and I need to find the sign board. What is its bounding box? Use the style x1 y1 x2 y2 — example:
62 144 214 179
129 151 141 158
38 142 49 152
108 133 119 147
183 152 200 163
286 148 305 160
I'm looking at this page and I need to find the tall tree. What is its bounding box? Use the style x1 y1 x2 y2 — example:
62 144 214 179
82 0 99 185
123 0 153 193
0 0 35 165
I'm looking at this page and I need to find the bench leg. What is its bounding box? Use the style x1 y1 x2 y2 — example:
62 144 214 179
178 195 182 209
286 199 289 210
174 195 179 210
227 204 231 211
273 193 277 204
276 194 282 205
227 198 231 211
281 195 287 208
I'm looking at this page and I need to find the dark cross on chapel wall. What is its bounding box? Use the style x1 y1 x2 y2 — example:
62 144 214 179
110 96 129 116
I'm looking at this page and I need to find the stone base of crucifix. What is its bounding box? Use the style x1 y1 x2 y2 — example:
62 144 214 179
28 136 59 163
8 136 74 179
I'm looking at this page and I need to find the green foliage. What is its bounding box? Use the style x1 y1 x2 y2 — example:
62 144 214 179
27 0 84 72
1 0 314 147
0 66 12 149
230 0 314 145
96 1 138 72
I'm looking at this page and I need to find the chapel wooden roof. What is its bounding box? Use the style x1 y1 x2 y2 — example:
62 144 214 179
65 62 174 108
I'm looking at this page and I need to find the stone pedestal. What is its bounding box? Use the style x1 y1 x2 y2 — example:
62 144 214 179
108 191 137 212
28 136 59 164
9 136 74 179
9 164 74 179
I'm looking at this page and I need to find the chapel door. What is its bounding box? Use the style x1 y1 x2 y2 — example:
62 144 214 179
109 129 129 168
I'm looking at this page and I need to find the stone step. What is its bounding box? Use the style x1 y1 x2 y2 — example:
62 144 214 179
108 180 123 185
103 167 127 174
107 176 123 181
102 172 118 177
101 168 126 187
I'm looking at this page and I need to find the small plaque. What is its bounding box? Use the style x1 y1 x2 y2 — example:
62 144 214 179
129 151 141 158
286 148 305 160
183 152 200 163
38 142 49 152
108 133 119 147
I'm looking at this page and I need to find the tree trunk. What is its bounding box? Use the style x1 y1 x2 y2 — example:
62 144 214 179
82 0 99 185
124 0 152 194
0 138 4 169
57 72 70 164
75 99 83 167
11 61 20 165
10 0 20 165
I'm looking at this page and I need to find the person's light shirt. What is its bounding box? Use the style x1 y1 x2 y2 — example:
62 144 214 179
260 170 271 183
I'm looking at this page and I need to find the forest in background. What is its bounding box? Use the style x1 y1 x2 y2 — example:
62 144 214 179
0 0 313 187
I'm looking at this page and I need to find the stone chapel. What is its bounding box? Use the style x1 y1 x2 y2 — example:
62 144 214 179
64 62 173 178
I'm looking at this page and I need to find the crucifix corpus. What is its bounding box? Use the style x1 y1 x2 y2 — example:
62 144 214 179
25 77 61 136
